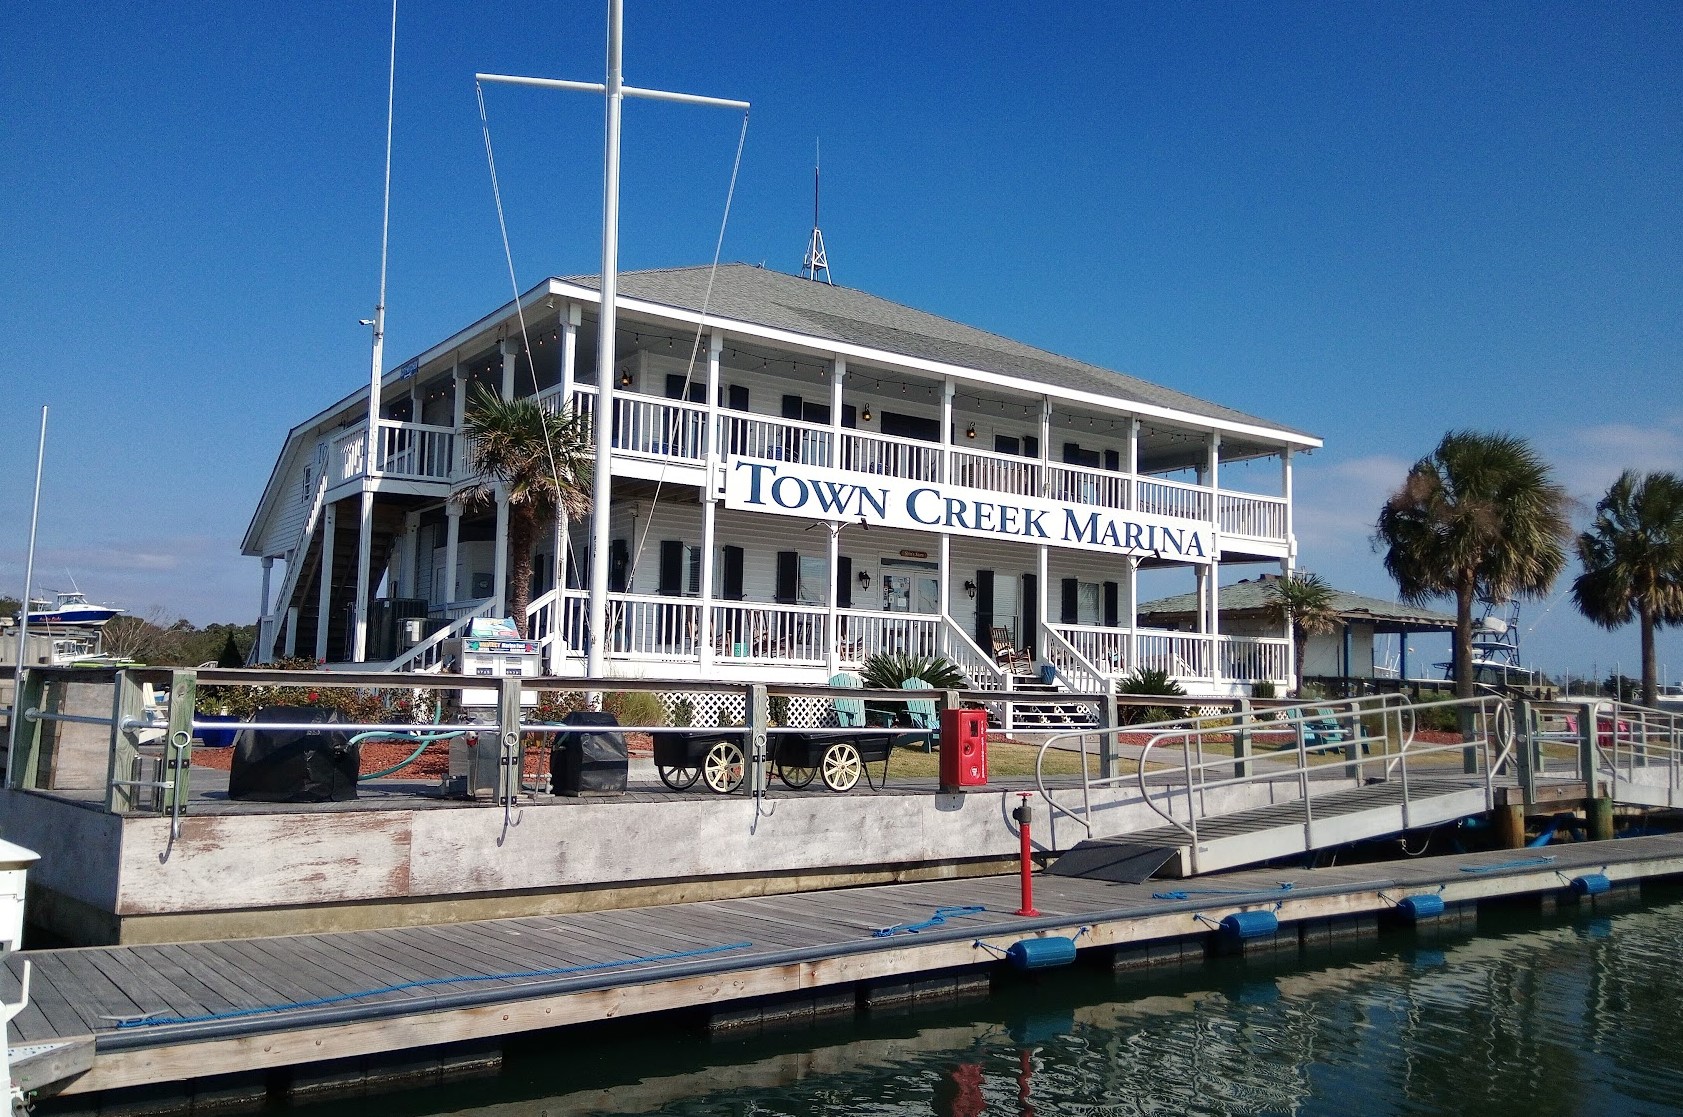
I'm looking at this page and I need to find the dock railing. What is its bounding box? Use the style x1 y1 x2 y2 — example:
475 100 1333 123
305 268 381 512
1031 692 1518 859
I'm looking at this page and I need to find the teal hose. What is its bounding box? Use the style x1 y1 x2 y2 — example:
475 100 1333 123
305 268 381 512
351 708 464 781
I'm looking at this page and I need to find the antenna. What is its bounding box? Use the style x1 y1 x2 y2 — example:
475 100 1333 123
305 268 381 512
803 139 831 284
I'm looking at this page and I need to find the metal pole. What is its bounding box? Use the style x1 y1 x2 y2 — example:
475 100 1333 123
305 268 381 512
353 0 400 663
8 407 47 777
586 0 624 679
1013 793 1040 916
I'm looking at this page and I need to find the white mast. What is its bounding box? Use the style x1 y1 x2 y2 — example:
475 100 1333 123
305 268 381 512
803 140 831 284
352 0 400 663
8 407 47 781
478 1 747 679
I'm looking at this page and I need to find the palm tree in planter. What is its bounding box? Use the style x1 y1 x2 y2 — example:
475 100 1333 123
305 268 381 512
1263 572 1339 697
458 384 593 638
1571 470 1683 708
1375 430 1571 701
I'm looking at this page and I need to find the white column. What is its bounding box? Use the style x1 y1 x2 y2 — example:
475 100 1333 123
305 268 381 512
829 356 844 468
402 510 422 599
549 303 581 672
1282 446 1296 574
941 379 955 484
1039 397 1052 498
1126 417 1139 510
493 485 510 615
444 504 462 605
500 337 518 401
938 380 955 631
1036 545 1048 661
1125 558 1138 671
694 332 725 672
316 501 337 661
258 557 274 661
284 606 299 658
451 356 467 477
826 521 841 675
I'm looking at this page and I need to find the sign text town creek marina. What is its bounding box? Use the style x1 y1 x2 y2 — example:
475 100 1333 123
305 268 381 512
723 461 1216 562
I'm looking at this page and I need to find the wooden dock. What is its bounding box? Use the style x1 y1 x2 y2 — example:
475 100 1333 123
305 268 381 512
11 831 1683 1110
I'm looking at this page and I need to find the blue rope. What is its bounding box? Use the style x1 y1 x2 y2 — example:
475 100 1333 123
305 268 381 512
1152 882 1296 901
1459 856 1557 874
116 940 753 1029
872 905 987 937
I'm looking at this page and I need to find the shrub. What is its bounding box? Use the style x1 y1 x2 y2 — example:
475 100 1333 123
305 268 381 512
1251 679 1278 700
768 694 791 726
860 652 967 691
603 690 667 729
670 696 695 727
1116 667 1188 726
196 657 435 724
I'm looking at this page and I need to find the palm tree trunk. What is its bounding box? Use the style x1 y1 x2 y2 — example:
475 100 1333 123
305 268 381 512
1454 580 1476 701
1641 599 1657 708
1293 624 1307 698
507 510 536 639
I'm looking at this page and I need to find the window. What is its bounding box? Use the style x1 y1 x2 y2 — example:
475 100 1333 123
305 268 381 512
1077 582 1101 626
797 556 828 605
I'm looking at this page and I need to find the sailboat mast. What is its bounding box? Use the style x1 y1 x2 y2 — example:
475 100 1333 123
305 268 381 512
8 407 47 780
586 0 625 679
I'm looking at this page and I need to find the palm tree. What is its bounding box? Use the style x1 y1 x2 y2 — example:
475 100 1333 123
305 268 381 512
1375 430 1571 700
1263 572 1340 696
1571 470 1683 708
458 384 593 637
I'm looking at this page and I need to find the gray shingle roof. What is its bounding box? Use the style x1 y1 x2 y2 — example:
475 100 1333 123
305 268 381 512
1137 578 1455 630
560 264 1316 441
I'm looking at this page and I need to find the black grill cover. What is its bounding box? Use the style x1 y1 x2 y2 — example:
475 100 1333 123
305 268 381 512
228 706 358 803
550 710 628 796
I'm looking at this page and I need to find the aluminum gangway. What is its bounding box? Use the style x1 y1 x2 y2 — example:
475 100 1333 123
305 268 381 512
1518 698 1683 810
1034 693 1553 878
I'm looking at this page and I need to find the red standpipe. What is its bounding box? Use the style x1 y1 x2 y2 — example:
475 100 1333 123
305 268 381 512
1014 792 1040 916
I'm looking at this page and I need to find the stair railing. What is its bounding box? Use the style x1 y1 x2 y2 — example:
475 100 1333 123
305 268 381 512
386 598 499 673
252 470 330 663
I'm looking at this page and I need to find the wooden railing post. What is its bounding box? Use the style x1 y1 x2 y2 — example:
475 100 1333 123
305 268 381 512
164 669 197 821
106 669 145 814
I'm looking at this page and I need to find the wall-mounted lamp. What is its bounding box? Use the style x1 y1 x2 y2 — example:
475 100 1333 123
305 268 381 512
857 570 872 590
619 369 633 387
861 405 872 423
963 580 978 600
965 423 977 440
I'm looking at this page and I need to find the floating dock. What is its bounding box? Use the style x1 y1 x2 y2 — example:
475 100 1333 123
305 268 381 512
12 831 1682 1112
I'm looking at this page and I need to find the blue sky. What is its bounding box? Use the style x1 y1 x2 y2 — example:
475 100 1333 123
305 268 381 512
3 1 1680 682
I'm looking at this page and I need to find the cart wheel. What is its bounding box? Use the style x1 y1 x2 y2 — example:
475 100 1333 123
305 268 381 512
777 760 818 789
820 742 862 792
658 764 701 790
702 740 745 794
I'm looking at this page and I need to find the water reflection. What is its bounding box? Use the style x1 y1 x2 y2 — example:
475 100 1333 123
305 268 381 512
299 892 1683 1117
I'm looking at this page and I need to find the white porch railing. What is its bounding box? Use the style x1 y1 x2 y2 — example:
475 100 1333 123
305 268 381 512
941 617 1008 691
1218 491 1288 541
950 446 1041 497
1217 634 1292 683
330 425 368 487
1051 623 1129 674
1049 461 1130 510
1136 476 1213 522
613 396 709 463
712 602 830 666
329 420 456 487
834 608 942 663
603 593 705 659
841 430 941 481
387 598 498 673
720 413 833 467
1041 625 1112 694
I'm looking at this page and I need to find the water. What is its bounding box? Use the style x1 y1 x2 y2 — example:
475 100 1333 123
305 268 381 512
300 892 1683 1116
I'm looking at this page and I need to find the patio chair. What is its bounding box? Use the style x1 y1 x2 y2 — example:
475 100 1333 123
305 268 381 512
1303 707 1352 750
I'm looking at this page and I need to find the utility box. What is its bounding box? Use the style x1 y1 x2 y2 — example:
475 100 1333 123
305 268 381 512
442 637 540 708
940 708 989 789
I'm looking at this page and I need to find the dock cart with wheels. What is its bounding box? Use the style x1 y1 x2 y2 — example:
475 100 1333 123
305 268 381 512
773 729 918 792
653 731 747 793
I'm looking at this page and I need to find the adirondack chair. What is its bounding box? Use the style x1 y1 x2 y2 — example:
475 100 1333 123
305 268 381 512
1303 707 1351 750
898 676 939 752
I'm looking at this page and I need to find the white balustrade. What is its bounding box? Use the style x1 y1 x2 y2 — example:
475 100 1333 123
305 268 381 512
1136 476 1213 522
1216 635 1291 682
835 609 941 662
1050 623 1128 674
840 430 940 481
604 593 704 659
1048 462 1130 510
1135 630 1213 680
949 447 1041 497
711 602 830 665
1218 492 1288 541
613 395 709 462
376 420 455 481
719 413 833 467
331 426 369 486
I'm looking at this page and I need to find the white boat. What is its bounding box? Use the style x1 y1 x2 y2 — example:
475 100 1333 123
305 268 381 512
26 591 123 627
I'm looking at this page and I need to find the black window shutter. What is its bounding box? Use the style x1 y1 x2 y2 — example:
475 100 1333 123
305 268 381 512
994 435 1019 456
974 570 994 647
1021 573 1039 658
1104 449 1121 472
841 404 857 428
609 539 629 593
727 385 749 411
665 374 687 400
775 551 799 605
781 394 804 419
658 540 683 596
836 556 852 609
1060 578 1078 624
722 546 744 600
1063 442 1082 464
1024 435 1039 458
1103 581 1119 627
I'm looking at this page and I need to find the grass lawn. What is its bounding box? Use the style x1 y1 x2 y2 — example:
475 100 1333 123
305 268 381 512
888 738 1097 779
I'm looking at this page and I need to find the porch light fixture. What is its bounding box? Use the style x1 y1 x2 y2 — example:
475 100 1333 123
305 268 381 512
619 369 633 386
857 570 872 589
965 423 976 439
963 580 977 600
861 405 872 422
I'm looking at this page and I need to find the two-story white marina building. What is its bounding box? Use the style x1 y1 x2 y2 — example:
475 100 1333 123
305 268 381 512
242 264 1320 697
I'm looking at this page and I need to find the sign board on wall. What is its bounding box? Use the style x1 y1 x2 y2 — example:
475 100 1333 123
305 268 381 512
722 460 1216 564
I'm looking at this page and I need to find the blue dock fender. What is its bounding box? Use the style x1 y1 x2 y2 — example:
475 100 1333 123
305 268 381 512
1006 936 1079 970
1218 910 1279 941
1569 872 1612 897
1397 893 1447 921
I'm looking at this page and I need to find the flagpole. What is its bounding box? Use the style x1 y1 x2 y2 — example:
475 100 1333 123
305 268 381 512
9 406 48 781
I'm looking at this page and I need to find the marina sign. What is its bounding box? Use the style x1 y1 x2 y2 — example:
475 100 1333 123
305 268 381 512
723 460 1215 563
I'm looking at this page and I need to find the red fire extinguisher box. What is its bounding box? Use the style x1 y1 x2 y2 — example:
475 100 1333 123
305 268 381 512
940 708 989 788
